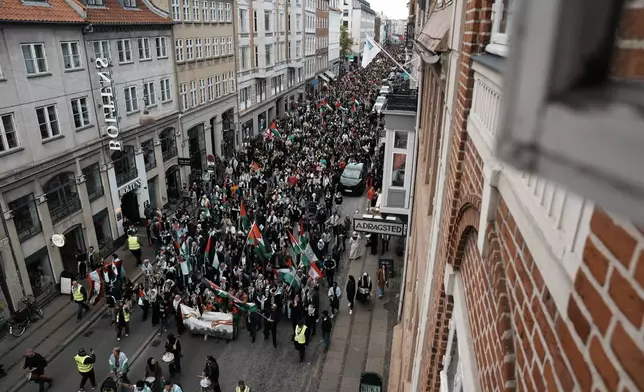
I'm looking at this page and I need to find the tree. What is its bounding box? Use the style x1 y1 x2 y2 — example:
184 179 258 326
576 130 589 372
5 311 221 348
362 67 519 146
340 25 354 58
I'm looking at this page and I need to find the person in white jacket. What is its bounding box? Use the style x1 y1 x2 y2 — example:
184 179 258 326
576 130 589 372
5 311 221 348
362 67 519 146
328 282 342 318
108 347 130 384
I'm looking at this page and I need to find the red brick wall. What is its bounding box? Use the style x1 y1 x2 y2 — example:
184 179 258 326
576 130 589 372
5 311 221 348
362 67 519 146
419 1 644 391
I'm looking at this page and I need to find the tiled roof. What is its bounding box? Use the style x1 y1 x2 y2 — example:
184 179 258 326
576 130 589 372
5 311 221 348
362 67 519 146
85 0 172 25
0 0 85 23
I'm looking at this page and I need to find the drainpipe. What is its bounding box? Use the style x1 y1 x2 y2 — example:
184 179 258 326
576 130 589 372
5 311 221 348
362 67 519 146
396 60 423 323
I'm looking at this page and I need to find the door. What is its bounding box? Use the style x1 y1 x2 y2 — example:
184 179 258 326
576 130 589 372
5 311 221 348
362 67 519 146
121 190 140 225
60 225 86 276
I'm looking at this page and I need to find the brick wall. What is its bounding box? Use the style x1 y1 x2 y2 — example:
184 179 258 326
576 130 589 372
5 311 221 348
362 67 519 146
419 1 644 392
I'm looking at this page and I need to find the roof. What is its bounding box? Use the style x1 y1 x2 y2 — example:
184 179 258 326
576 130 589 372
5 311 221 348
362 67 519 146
85 0 171 25
0 0 85 23
346 162 364 170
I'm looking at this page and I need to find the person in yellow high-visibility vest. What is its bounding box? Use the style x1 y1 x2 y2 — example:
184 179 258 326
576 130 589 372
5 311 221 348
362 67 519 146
70 280 89 322
127 234 142 266
293 319 309 362
235 380 251 392
74 348 96 391
115 301 131 341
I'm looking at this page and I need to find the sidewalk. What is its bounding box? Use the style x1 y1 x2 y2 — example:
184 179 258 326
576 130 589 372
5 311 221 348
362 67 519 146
0 239 154 391
317 242 399 392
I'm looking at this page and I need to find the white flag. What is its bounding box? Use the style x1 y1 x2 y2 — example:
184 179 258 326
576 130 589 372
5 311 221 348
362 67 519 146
361 35 381 68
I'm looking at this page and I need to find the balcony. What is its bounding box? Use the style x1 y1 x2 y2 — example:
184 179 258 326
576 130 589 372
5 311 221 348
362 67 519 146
116 168 138 187
163 145 178 162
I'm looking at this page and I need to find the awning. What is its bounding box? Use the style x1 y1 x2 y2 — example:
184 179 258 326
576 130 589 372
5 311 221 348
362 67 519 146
318 73 330 83
324 70 336 80
416 3 453 52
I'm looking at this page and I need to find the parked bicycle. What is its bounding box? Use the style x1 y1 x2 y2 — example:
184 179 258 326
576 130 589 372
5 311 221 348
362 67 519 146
9 295 44 337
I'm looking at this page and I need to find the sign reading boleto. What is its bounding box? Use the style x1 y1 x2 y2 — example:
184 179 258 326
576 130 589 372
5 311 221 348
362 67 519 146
96 58 122 151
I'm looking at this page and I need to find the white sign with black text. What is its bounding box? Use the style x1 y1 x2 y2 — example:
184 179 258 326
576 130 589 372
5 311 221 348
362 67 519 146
353 215 406 236
118 179 143 198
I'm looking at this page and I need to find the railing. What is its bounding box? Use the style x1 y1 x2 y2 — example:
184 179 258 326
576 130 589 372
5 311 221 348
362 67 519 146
50 198 81 223
116 168 138 187
384 92 418 111
162 145 178 162
470 73 501 142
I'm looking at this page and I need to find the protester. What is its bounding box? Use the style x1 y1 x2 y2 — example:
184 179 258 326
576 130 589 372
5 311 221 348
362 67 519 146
24 349 52 392
346 275 356 315
71 280 90 322
293 319 309 362
74 348 96 391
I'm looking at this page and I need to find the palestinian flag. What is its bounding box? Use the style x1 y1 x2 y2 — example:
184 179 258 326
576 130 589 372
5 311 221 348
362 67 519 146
247 222 273 259
240 201 251 232
250 161 261 171
87 269 103 305
335 100 342 109
308 261 324 280
269 120 281 138
299 236 319 267
204 235 213 265
212 251 220 269
277 268 301 289
235 302 258 313
288 231 302 255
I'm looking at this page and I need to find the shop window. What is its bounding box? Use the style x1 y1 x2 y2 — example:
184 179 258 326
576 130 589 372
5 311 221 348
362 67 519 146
43 172 81 223
8 193 41 242
142 139 157 171
82 163 103 202
111 146 137 187
25 248 54 300
391 153 406 187
93 209 112 250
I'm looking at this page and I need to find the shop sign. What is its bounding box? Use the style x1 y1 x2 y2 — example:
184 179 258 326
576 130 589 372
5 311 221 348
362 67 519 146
353 215 406 236
178 157 191 166
206 154 216 173
118 179 143 198
96 58 122 151
51 234 66 247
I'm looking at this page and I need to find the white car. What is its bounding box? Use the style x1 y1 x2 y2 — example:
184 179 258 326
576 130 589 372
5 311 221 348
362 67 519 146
379 86 391 96
372 96 388 113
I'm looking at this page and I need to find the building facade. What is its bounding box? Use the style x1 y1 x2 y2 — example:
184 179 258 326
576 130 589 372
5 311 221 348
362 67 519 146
236 0 305 137
389 0 644 392
327 0 342 75
374 16 380 43
348 0 376 55
0 0 176 311
303 0 317 94
315 0 329 85
151 0 238 175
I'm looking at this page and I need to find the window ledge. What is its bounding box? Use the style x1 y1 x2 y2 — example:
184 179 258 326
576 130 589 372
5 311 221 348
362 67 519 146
42 134 64 144
64 68 85 73
139 58 152 62
27 72 52 79
126 110 141 116
162 99 173 104
75 124 94 133
158 56 169 60
119 61 134 65
146 104 158 109
485 43 508 58
0 146 25 158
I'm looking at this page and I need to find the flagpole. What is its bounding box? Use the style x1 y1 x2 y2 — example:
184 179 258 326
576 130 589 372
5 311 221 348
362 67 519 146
366 35 417 82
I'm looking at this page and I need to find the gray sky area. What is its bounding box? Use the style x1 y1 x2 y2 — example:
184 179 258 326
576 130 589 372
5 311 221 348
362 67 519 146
369 0 409 19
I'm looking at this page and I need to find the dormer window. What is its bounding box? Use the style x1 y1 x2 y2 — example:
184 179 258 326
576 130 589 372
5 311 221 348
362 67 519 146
86 0 104 6
124 0 136 7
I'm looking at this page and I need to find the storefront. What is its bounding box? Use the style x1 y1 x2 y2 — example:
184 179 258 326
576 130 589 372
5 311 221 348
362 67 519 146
165 165 181 205
93 208 112 251
58 224 86 275
25 247 54 300
147 177 158 209
242 119 254 139
187 124 206 177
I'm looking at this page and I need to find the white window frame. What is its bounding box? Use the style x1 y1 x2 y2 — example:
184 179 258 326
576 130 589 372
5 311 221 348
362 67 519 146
190 80 197 106
497 0 644 222
61 41 82 71
220 36 226 56
240 46 249 70
227 36 232 55
156 37 168 58
222 73 228 95
186 39 194 60
143 81 156 107
36 105 60 140
193 0 200 21
70 97 91 129
175 39 184 62
239 9 248 33
196 38 203 59
205 38 212 57
124 0 136 7
202 0 209 21
171 0 181 21
215 75 221 98
0 113 20 151
138 38 151 61
229 71 235 92
21 43 49 75
116 39 132 64
213 37 219 56
93 40 110 60
180 83 188 110
225 2 231 22
199 78 207 104
218 2 224 22
210 1 217 21
124 86 139 113
183 0 191 21
160 78 172 102
486 0 514 57
207 77 214 101
264 11 271 31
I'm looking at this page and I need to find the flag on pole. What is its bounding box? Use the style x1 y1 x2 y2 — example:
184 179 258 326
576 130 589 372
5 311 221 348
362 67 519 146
308 261 324 280
298 236 319 267
247 222 273 259
212 251 220 269
288 231 302 254
361 35 381 68
240 201 251 232
277 268 301 289
270 128 281 138
204 234 213 265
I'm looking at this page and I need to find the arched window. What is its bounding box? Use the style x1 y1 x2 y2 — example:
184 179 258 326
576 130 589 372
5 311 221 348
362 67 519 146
43 172 80 223
159 127 177 161
112 145 137 186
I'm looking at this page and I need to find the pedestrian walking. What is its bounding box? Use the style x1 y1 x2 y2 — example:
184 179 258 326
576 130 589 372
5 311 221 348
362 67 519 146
24 349 53 392
328 282 341 318
263 303 279 348
377 265 387 299
74 348 96 391
165 334 182 377
203 356 221 392
71 280 90 322
248 309 262 343
320 310 332 352
128 232 142 266
108 347 130 384
293 319 309 362
346 275 356 315
235 380 250 392
157 292 169 334
116 301 130 340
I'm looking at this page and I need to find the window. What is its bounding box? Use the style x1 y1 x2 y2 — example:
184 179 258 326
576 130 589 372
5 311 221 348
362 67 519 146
190 80 197 106
205 38 212 57
202 0 209 21
21 43 48 75
240 86 251 110
142 139 156 171
160 78 171 102
61 41 82 70
0 113 19 152
138 38 151 60
172 0 180 20
264 11 271 31
86 0 104 5
225 2 231 21
36 105 60 140
143 82 156 106
213 37 219 56
155 37 168 58
124 0 136 7
175 39 184 62
240 46 250 69
296 14 301 30
124 86 139 113
71 97 91 129
183 0 190 21
180 83 188 110
220 36 226 56
239 9 248 33
288 14 291 31
254 45 259 67
253 11 258 32
296 40 301 57
210 0 217 21
288 41 291 60
116 39 132 63
44 172 81 223
186 39 194 60
193 0 199 21
222 73 228 95
9 194 41 241
227 36 232 55
215 75 221 98
196 38 203 59
93 40 110 60
82 163 104 202
489 0 514 52
199 78 206 104
207 76 214 101
391 153 406 187
229 71 235 92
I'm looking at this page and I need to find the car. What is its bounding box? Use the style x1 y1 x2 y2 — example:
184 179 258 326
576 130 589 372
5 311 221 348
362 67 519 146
372 96 388 114
379 86 391 96
338 163 366 195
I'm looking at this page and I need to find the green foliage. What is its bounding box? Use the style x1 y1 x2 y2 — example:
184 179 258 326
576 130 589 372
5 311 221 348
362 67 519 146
340 25 354 57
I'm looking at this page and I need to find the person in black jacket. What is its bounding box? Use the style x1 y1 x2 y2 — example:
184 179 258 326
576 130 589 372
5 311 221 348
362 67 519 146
263 303 279 348
203 356 221 392
24 349 52 392
320 310 333 352
71 280 90 322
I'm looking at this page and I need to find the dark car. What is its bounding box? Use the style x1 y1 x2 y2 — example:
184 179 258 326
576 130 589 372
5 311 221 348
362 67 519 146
338 163 366 195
